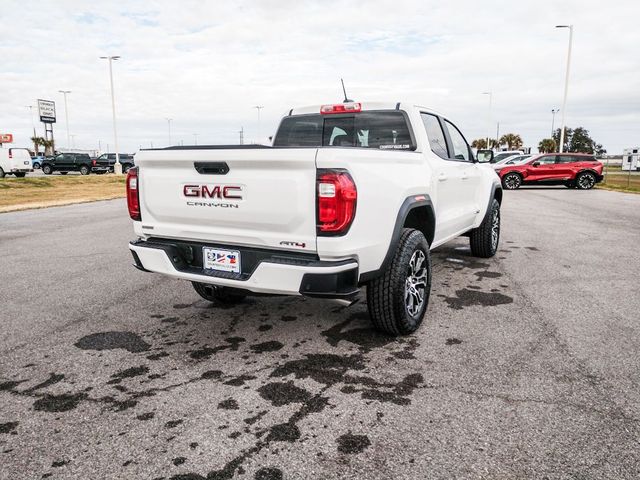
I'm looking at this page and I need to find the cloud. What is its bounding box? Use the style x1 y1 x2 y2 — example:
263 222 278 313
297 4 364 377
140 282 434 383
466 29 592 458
0 0 637 153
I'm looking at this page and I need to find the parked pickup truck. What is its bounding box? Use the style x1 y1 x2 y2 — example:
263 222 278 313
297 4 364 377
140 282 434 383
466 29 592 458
127 101 502 335
93 153 135 174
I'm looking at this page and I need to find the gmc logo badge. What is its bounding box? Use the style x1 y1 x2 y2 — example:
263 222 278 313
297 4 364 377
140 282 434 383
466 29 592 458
183 184 243 200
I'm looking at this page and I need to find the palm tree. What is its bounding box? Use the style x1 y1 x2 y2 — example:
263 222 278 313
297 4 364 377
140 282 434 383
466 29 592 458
42 139 55 156
538 138 556 153
499 133 523 150
471 139 487 149
30 136 46 155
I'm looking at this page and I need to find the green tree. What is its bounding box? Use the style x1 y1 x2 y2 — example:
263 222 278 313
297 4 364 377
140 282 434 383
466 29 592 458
538 138 556 153
499 133 523 150
552 127 573 152
553 126 606 155
42 139 55 156
30 136 46 155
471 138 487 149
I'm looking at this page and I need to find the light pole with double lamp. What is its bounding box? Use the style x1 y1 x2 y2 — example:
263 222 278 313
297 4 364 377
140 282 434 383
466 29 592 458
100 55 122 174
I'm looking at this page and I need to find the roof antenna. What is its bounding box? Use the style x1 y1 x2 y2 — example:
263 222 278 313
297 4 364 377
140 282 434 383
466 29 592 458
341 78 353 103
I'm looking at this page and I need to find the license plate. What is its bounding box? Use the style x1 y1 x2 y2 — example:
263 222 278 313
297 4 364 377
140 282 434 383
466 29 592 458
203 247 241 273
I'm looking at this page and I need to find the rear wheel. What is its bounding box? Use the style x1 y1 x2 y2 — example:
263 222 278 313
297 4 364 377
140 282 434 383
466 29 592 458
192 282 246 304
576 171 596 190
14 172 26 178
42 165 52 175
502 172 522 190
122 165 131 174
367 228 431 336
470 199 500 258
80 165 90 175
0 167 4 178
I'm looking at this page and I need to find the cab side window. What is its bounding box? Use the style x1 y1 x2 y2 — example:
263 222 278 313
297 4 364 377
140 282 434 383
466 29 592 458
420 113 448 159
443 120 471 162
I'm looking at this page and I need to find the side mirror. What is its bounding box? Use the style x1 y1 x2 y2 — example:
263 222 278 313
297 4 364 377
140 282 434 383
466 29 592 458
476 149 493 163
532 161 540 167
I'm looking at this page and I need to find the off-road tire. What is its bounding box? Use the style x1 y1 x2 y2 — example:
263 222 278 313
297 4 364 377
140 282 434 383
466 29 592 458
192 282 247 304
80 165 90 175
502 172 522 190
470 198 500 258
14 172 26 178
575 171 596 190
366 228 431 336
42 165 52 175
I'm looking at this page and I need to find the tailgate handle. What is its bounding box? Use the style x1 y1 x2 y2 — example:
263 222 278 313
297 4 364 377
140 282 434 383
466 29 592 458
194 162 229 175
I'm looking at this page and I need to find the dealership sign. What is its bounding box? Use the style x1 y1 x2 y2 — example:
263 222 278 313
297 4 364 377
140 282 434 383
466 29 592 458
38 99 56 123
0 134 13 143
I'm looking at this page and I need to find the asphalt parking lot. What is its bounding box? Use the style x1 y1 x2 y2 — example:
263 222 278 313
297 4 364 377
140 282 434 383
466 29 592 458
1 187 639 479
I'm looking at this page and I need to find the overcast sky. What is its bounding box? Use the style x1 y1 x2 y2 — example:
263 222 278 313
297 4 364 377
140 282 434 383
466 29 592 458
1 0 638 154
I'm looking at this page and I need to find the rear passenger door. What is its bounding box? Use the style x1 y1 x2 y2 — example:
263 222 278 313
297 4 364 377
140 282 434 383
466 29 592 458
555 155 578 180
420 113 475 242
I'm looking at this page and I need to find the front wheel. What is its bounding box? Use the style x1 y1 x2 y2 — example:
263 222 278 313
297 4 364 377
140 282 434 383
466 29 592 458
79 165 90 175
42 165 53 175
470 198 500 258
33 162 41 169
192 282 246 304
367 228 432 336
575 171 596 190
502 172 522 190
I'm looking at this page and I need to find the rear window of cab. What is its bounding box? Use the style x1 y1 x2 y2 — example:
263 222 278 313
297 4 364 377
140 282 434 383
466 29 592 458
273 111 415 150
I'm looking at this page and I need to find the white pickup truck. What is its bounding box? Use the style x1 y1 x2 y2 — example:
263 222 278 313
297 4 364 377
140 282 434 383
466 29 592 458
128 102 502 335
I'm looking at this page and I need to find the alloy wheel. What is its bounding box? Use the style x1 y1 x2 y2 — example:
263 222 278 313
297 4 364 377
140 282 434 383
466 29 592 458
404 250 428 317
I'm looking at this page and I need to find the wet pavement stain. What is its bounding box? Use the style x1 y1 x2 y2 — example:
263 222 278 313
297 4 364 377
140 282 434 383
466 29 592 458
165 420 184 429
218 399 239 410
336 432 371 454
443 288 514 310
446 338 463 345
33 392 88 413
137 412 155 421
74 331 151 353
0 422 18 434
321 314 397 353
254 467 284 480
474 271 503 280
249 341 284 353
107 365 149 384
258 382 312 406
189 337 246 360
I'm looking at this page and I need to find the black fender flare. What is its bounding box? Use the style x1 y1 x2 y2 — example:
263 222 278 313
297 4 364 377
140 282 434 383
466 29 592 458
359 194 435 284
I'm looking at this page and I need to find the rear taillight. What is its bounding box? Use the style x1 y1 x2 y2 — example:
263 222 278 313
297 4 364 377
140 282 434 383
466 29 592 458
316 169 357 235
92 159 96 166
126 167 141 221
8 150 12 159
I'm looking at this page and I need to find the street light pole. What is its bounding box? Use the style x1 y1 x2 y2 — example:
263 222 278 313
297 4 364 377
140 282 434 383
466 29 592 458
165 118 172 146
25 105 36 138
70 134 76 149
556 25 573 153
482 92 492 149
100 55 122 174
551 108 559 138
59 90 71 149
254 106 264 144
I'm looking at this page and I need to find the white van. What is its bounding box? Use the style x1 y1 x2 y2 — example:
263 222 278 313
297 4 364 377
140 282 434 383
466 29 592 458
0 147 33 178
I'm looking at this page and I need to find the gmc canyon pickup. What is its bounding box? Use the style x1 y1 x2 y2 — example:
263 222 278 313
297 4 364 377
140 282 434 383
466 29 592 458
128 102 502 335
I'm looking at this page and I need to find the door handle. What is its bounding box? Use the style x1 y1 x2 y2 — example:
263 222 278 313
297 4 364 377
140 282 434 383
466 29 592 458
438 173 448 182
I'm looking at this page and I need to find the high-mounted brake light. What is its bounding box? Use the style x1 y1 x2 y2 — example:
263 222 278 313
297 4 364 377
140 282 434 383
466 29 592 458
126 167 141 221
320 102 361 115
316 169 357 235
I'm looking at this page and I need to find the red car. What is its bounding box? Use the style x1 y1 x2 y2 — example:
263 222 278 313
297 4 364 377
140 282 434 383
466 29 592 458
499 153 603 190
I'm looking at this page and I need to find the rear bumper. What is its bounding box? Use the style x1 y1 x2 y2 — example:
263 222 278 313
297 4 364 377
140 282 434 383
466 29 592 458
129 238 359 298
10 168 32 173
91 166 110 172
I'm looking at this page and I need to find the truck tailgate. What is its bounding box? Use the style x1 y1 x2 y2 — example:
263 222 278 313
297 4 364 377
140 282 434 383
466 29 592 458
135 148 318 252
